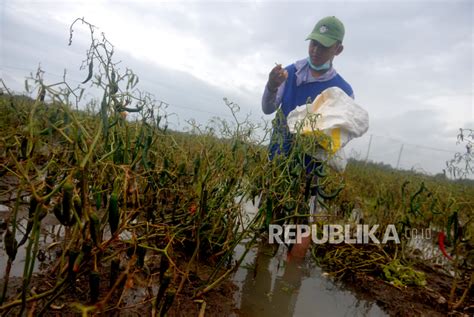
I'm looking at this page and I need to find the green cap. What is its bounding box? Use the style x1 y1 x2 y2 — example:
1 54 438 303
306 16 345 47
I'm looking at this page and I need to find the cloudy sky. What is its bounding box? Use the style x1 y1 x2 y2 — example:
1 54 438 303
1 0 472 175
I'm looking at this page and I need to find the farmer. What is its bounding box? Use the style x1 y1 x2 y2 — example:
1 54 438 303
262 16 354 259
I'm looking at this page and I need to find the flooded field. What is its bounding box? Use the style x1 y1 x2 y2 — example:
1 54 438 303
233 241 386 317
1 198 386 316
231 196 386 316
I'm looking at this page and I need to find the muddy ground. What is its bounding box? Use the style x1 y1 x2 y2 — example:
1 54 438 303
1 195 472 316
313 243 474 317
1 240 472 316
0 253 239 316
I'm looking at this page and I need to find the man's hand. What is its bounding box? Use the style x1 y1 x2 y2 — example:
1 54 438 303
267 64 288 92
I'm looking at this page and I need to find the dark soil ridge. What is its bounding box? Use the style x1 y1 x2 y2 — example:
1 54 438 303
314 243 473 317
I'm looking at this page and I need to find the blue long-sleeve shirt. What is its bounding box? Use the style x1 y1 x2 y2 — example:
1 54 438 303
263 58 354 172
262 58 353 115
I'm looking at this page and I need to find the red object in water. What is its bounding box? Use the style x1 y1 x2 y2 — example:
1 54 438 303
438 232 453 261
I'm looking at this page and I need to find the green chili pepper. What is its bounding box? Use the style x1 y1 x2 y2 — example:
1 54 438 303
109 192 119 235
314 164 327 177
136 245 146 268
155 276 171 311
95 189 102 210
159 256 169 284
73 194 82 218
317 185 344 200
62 181 75 226
265 196 273 229
89 270 101 302
4 228 18 260
89 211 101 245
82 60 93 84
53 202 65 224
67 250 79 282
160 291 176 317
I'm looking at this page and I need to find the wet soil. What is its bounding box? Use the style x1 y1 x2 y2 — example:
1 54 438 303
1 231 473 316
1 180 472 316
0 254 239 316
314 244 474 317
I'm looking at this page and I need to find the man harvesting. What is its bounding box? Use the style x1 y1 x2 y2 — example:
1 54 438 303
262 16 354 259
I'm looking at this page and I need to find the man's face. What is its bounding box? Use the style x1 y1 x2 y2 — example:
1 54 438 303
308 39 343 66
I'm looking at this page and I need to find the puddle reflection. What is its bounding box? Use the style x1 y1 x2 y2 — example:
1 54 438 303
233 241 387 317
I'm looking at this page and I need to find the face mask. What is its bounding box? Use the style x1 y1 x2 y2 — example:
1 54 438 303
307 57 331 71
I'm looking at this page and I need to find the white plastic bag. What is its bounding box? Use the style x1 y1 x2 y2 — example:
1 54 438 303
286 87 369 171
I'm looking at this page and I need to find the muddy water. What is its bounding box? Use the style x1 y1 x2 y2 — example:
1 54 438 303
232 242 386 317
0 204 62 277
233 198 387 317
